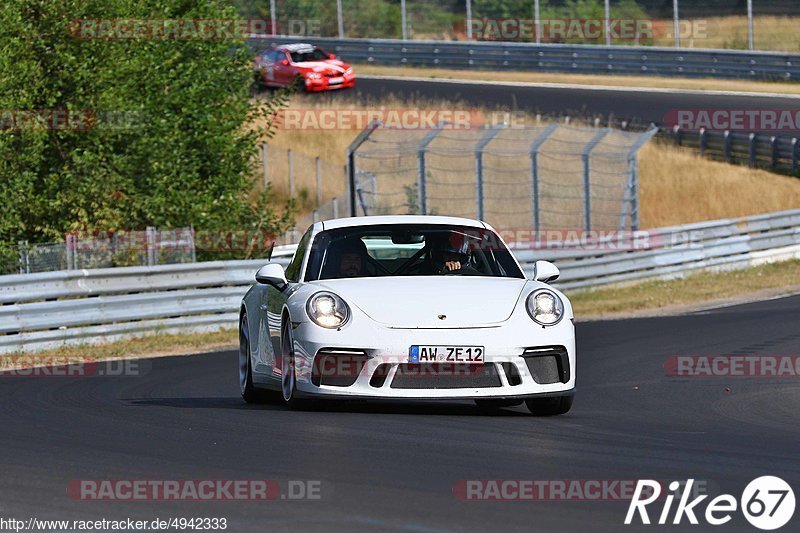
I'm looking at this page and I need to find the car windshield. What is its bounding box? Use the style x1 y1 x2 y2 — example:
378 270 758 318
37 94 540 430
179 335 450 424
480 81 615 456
305 224 524 281
289 48 329 63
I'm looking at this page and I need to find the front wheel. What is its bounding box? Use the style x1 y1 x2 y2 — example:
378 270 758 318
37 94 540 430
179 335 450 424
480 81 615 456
240 313 278 403
281 320 311 410
525 395 573 416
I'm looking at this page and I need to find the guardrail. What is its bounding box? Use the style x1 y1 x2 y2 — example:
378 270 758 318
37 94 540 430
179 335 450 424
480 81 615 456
667 127 800 175
251 36 800 81
1 210 798 354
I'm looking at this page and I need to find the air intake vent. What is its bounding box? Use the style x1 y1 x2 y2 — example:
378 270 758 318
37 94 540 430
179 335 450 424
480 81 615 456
501 362 522 386
522 346 569 384
369 364 391 388
311 349 368 387
390 363 501 389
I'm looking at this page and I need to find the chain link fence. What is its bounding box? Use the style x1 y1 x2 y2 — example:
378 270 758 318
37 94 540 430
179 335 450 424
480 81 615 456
347 122 657 232
243 0 800 52
8 228 195 276
259 142 349 242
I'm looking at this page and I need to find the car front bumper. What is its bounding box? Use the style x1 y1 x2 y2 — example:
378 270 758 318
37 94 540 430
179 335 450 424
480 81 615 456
290 319 575 400
304 74 355 91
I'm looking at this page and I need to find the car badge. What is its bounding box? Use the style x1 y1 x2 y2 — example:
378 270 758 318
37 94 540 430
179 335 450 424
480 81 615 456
438 314 446 320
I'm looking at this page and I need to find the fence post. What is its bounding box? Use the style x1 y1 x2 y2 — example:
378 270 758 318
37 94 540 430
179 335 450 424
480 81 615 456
698 128 706 157
672 0 680 48
529 124 559 234
287 149 294 196
581 129 610 233
332 197 339 219
261 142 269 187
189 225 196 263
146 226 156 266
792 138 798 174
18 241 28 274
724 130 732 162
400 0 408 40
474 125 503 220
315 156 321 207
673 125 681 146
336 0 344 38
621 127 658 231
749 133 757 167
346 120 382 217
770 136 778 169
65 233 76 270
417 125 444 215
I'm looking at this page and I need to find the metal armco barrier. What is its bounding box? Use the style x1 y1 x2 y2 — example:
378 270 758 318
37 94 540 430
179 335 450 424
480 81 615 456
250 36 800 81
1 210 799 354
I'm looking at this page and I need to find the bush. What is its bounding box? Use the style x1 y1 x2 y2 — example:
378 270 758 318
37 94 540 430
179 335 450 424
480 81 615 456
0 0 295 262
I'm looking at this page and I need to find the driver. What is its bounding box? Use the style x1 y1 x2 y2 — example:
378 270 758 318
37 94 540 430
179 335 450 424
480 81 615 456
427 232 481 275
331 237 367 278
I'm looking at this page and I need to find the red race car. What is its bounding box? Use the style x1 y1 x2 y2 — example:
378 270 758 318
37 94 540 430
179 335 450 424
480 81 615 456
254 43 355 92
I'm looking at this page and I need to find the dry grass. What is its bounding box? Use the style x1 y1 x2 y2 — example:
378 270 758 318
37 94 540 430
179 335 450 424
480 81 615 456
654 16 800 54
569 259 800 318
2 329 236 366
354 64 800 96
639 142 800 228
258 96 800 230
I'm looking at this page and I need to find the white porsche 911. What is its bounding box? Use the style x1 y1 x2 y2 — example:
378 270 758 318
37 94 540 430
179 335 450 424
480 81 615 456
239 215 575 415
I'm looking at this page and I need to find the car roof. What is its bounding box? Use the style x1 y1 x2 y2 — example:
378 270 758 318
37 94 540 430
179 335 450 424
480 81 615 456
320 215 487 231
277 43 316 52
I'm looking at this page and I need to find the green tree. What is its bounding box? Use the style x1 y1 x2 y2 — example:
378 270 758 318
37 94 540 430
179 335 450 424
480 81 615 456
0 0 294 268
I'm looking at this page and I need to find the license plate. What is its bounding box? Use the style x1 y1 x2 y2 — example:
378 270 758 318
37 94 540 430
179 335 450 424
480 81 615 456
409 345 484 363
328 77 343 84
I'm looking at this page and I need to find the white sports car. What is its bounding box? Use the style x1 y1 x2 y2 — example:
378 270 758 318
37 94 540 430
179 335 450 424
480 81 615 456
239 215 575 415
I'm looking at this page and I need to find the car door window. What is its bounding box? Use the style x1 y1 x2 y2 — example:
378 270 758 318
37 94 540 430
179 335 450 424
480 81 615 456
284 228 312 282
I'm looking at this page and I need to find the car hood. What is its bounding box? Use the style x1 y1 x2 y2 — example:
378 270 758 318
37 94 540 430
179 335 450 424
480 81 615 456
313 277 528 328
293 60 349 74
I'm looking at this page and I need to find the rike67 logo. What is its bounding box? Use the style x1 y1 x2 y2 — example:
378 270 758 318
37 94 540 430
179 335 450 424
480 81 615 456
626 477 795 530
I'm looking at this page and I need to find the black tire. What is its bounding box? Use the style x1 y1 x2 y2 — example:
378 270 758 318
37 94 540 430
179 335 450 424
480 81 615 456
525 395 573 416
474 399 523 411
281 320 314 410
293 75 308 93
240 313 279 404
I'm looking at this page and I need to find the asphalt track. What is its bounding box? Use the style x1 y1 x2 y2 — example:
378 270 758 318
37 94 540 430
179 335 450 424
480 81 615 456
1 295 799 532
342 76 800 128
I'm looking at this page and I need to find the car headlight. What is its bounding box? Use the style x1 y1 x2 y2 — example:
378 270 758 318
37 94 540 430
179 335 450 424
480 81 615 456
306 72 322 79
526 289 564 326
306 291 349 329
344 67 353 75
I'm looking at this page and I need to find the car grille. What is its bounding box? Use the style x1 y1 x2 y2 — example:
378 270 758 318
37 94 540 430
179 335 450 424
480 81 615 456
390 363 502 389
522 346 570 384
311 349 368 387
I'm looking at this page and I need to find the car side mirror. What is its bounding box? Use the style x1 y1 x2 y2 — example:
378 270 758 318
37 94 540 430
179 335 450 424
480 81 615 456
280 59 289 66
533 260 560 283
328 53 336 59
255 263 287 288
